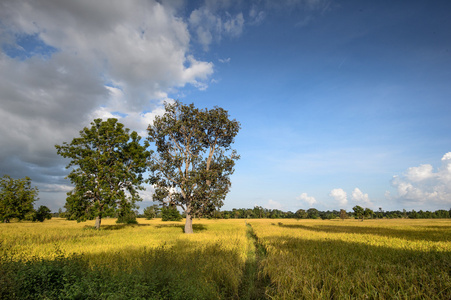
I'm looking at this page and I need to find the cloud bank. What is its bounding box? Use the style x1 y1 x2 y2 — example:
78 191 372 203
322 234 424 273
0 0 215 209
329 188 348 208
297 192 317 207
389 152 451 208
351 188 373 207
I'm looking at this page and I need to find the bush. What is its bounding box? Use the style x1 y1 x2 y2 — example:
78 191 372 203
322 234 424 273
161 206 182 221
116 211 138 224
34 206 52 222
143 205 160 220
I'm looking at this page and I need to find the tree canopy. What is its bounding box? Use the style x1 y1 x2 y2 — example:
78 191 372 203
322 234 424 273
55 118 149 229
353 205 365 221
0 175 39 223
147 101 240 233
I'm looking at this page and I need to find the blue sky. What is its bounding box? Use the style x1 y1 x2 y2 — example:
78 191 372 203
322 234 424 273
1 0 450 212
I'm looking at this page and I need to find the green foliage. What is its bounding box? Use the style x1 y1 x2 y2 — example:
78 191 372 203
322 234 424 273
147 101 240 233
0 175 39 223
34 205 52 222
295 209 308 219
55 118 149 229
339 209 348 220
144 204 161 220
116 200 138 224
116 211 138 224
307 208 319 219
161 206 182 221
353 205 364 220
364 207 374 219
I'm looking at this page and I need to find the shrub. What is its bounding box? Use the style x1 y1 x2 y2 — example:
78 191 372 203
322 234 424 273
161 206 182 221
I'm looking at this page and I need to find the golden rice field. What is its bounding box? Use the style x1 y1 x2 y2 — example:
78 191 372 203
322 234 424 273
1 218 450 299
252 219 451 299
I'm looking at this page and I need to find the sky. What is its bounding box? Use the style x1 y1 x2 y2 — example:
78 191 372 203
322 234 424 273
1 0 451 213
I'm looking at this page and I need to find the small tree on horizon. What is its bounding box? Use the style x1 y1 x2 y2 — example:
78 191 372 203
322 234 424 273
295 209 308 220
353 205 365 221
143 204 161 220
339 209 348 220
0 175 39 223
34 205 52 222
161 204 182 221
364 208 374 220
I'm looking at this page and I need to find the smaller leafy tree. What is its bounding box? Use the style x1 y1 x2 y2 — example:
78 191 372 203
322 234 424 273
0 175 39 223
56 118 149 229
307 208 319 219
339 209 348 220
161 205 182 221
353 205 364 221
364 208 374 220
34 205 52 222
143 204 160 220
295 209 308 220
116 201 138 224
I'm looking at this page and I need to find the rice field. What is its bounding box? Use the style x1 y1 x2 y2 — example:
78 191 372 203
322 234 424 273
251 219 451 299
1 218 450 299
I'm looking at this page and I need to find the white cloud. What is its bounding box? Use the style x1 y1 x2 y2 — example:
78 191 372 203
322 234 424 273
1 0 213 114
297 192 317 207
329 188 348 208
189 6 245 51
219 57 231 63
405 164 435 182
442 152 451 161
0 0 215 210
224 12 244 37
249 5 266 25
266 199 283 210
351 188 373 207
389 152 451 208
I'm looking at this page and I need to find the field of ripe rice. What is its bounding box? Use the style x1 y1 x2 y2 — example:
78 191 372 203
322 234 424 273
250 219 451 299
0 218 250 299
1 218 450 299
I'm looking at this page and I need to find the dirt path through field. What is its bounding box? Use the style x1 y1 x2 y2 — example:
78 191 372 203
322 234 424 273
238 223 270 299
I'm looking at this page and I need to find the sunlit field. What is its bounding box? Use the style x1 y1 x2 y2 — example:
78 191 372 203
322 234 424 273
1 218 250 299
251 219 451 299
1 218 450 299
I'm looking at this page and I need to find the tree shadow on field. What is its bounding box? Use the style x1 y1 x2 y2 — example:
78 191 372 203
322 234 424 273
84 224 151 231
261 234 451 299
278 223 451 242
155 223 207 232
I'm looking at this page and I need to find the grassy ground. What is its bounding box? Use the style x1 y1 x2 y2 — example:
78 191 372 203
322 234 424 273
1 218 249 299
251 219 451 299
1 218 450 299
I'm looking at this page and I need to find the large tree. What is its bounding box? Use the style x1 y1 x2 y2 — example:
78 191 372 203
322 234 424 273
56 118 149 229
0 175 39 223
147 101 240 233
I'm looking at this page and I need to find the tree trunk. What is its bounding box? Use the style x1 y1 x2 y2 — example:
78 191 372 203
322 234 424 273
95 215 102 230
184 209 193 234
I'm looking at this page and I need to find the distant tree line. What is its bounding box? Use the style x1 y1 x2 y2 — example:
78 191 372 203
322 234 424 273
51 205 451 221
185 206 451 220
